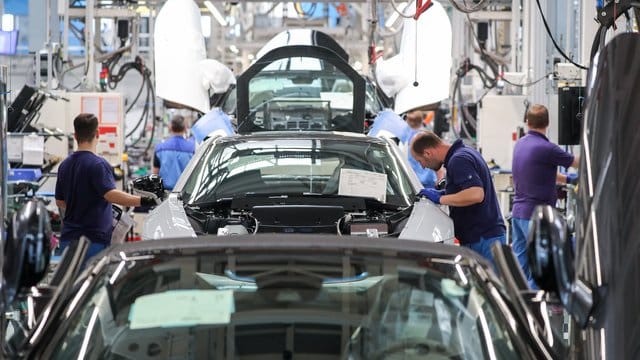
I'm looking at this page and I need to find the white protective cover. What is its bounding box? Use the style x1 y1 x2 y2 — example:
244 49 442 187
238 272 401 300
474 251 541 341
399 198 454 243
200 59 236 94
142 194 197 240
154 0 210 113
255 29 316 60
376 0 452 114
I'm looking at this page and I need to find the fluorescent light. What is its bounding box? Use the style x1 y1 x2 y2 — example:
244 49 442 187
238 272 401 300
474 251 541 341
229 44 239 54
200 15 211 37
385 2 408 28
2 14 14 32
204 1 228 27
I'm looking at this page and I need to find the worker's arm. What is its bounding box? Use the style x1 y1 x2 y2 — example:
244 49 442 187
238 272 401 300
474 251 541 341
571 154 580 168
557 153 580 184
440 187 484 207
104 189 141 207
55 200 66 209
153 152 160 175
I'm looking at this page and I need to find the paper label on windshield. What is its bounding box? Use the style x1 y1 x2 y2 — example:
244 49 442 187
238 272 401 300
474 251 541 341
129 290 234 329
338 169 387 203
403 290 434 338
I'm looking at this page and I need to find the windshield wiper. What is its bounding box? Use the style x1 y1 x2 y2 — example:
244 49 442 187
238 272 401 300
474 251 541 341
300 193 405 211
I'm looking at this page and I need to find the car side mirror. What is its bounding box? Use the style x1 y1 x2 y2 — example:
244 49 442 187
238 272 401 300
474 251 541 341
528 205 596 328
3 199 52 305
132 174 166 201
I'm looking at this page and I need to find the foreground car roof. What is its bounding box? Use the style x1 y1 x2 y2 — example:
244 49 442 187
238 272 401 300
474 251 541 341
25 235 559 360
93 235 487 265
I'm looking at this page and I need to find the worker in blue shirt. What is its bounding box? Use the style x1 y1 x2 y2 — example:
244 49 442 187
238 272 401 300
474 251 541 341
153 115 196 190
55 113 156 261
410 131 506 267
405 110 443 188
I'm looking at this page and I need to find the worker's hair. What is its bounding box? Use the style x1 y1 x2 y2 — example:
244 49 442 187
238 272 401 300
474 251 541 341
526 104 549 129
170 115 186 133
73 113 99 143
406 110 423 123
405 110 423 129
411 131 443 153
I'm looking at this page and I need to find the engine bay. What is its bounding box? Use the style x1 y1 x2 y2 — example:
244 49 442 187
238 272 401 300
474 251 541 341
184 196 411 237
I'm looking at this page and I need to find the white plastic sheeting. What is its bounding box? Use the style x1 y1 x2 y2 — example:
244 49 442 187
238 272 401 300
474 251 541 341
376 0 452 115
200 59 236 94
142 194 197 240
154 0 211 113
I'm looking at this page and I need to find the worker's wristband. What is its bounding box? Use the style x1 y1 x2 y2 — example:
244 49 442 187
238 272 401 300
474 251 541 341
141 196 157 207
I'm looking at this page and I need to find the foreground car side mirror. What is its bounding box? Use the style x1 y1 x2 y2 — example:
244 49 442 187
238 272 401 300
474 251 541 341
527 205 596 328
3 199 52 305
132 174 166 202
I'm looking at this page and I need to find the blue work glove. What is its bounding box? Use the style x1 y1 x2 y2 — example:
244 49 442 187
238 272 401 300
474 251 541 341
567 173 579 185
418 188 445 204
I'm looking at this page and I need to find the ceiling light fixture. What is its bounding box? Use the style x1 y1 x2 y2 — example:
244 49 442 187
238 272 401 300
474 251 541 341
385 2 409 28
204 1 228 27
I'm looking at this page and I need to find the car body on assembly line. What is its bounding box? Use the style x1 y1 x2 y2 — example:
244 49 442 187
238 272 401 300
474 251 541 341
141 132 453 243
139 29 452 242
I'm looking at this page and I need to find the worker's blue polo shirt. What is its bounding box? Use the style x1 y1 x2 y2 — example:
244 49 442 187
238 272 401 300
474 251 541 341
444 139 505 244
512 130 574 219
55 151 116 244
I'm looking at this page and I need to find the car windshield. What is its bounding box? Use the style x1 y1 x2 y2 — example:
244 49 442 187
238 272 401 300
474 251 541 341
246 56 356 132
180 138 415 207
44 247 523 359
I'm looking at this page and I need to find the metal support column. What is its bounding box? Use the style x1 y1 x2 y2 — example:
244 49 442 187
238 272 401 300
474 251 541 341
46 0 54 90
523 0 550 107
510 0 521 72
581 2 599 83
450 9 468 64
84 0 96 89
62 0 70 63
0 66 8 274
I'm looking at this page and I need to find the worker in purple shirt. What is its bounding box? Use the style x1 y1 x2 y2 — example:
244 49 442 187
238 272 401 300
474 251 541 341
411 131 506 268
511 104 579 288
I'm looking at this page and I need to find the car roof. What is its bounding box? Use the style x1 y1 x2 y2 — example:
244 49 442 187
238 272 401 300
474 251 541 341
91 235 489 268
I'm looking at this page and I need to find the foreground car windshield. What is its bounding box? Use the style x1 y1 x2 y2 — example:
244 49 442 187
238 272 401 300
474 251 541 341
181 138 414 207
45 247 522 359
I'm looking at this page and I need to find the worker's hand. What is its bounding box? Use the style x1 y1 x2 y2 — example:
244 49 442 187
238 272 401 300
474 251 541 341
418 188 444 205
567 173 579 185
141 196 160 207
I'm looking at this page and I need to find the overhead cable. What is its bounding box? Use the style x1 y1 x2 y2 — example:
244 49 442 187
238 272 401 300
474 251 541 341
534 0 588 70
501 73 553 88
389 0 415 19
447 0 490 13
